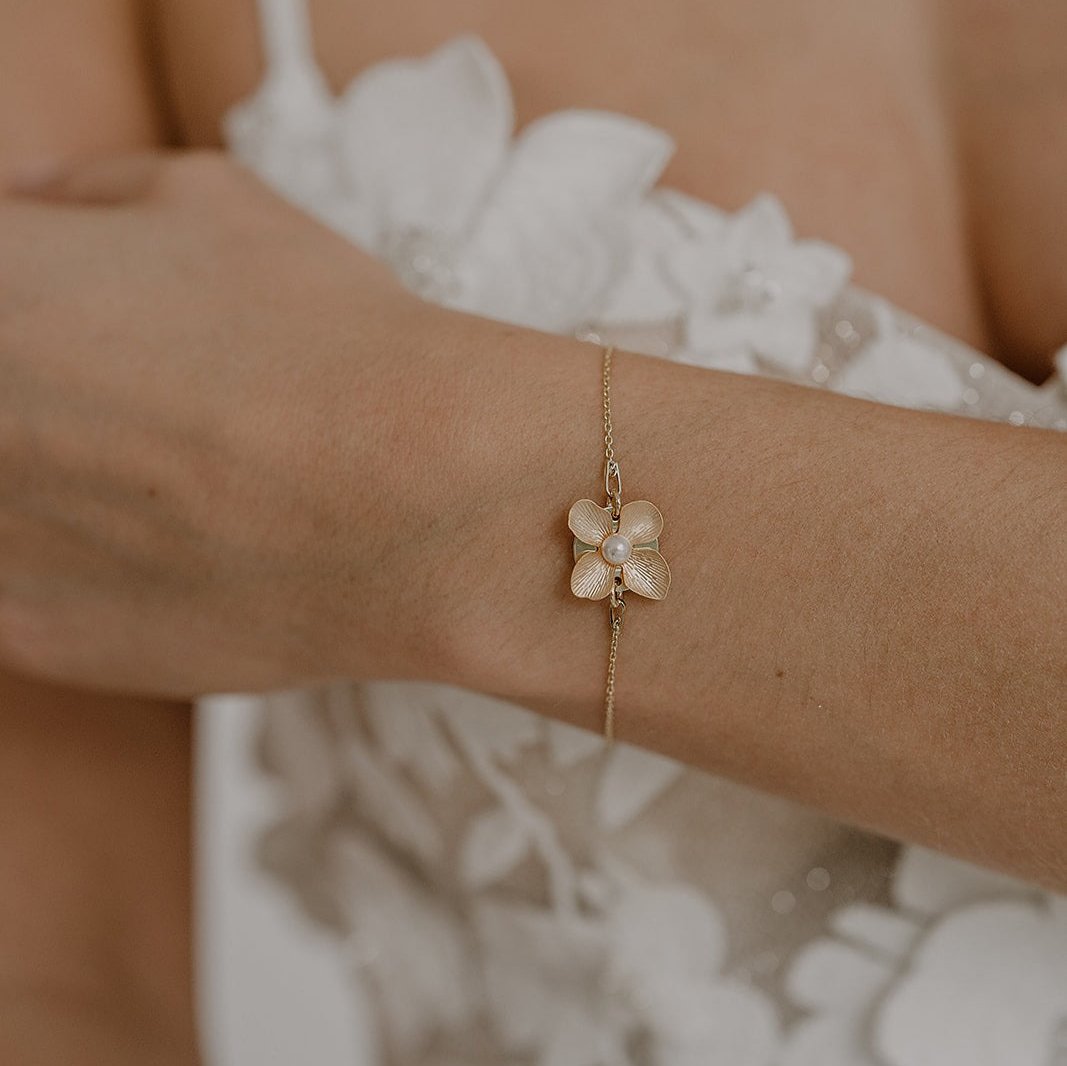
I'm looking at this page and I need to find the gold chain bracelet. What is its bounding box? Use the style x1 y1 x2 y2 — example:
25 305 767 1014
567 345 671 741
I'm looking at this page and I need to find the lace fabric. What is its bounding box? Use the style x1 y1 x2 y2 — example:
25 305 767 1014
217 5 1067 1064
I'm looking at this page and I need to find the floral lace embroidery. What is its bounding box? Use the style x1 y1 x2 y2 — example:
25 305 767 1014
782 848 1067 1066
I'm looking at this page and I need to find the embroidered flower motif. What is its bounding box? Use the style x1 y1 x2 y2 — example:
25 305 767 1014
475 869 780 1066
781 846 1067 1066
833 303 967 411
568 499 671 601
590 191 711 329
230 34 674 331
325 830 481 1061
877 898 1067 1066
667 194 852 375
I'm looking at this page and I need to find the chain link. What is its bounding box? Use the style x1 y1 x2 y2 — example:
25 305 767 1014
602 346 624 741
602 344 615 466
602 345 622 518
604 583 626 742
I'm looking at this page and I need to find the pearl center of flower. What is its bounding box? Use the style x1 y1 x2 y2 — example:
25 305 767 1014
601 533 632 565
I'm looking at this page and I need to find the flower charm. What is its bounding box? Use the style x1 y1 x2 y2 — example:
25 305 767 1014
568 499 671 600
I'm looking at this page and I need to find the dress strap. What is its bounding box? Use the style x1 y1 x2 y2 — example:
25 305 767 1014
254 0 318 78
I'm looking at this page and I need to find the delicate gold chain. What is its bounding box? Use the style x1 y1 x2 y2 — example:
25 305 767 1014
602 345 615 467
570 343 669 741
604 595 625 742
602 345 622 741
602 345 622 520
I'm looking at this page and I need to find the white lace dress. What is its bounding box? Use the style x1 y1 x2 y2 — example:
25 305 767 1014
207 2 1067 1064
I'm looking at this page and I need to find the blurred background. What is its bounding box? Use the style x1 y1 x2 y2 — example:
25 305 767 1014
197 698 371 1066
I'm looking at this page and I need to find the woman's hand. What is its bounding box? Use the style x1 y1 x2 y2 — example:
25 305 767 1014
0 151 466 696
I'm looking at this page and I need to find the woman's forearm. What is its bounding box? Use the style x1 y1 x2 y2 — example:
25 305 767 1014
406 309 1067 889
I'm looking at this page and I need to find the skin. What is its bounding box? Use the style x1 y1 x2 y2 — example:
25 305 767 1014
0 4 195 1063
0 0 1065 1061
153 0 1067 383
0 677 195 1065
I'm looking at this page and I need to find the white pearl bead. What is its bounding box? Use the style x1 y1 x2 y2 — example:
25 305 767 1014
601 533 632 565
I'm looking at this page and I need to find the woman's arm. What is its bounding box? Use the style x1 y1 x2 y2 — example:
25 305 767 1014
0 5 197 1064
430 313 1067 891
2 154 1063 892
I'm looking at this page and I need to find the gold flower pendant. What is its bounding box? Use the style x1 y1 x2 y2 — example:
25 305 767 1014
568 498 671 601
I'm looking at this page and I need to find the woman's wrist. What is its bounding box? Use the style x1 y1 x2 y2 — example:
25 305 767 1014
354 308 638 719
306 301 573 688
361 306 1067 890
330 304 599 692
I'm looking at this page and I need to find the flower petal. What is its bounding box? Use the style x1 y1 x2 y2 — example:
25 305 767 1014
498 108 674 215
622 547 671 599
829 904 922 960
617 500 664 545
676 338 760 376
686 310 764 359
606 882 727 983
890 845 1029 916
656 188 729 239
597 745 685 831
335 36 513 240
723 194 794 266
665 235 734 305
455 110 675 330
546 720 605 767
874 900 1067 1066
643 979 780 1066
596 199 690 322
567 499 612 544
836 333 966 411
772 240 853 307
780 1016 879 1066
748 308 818 373
570 551 616 600
785 938 894 1012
